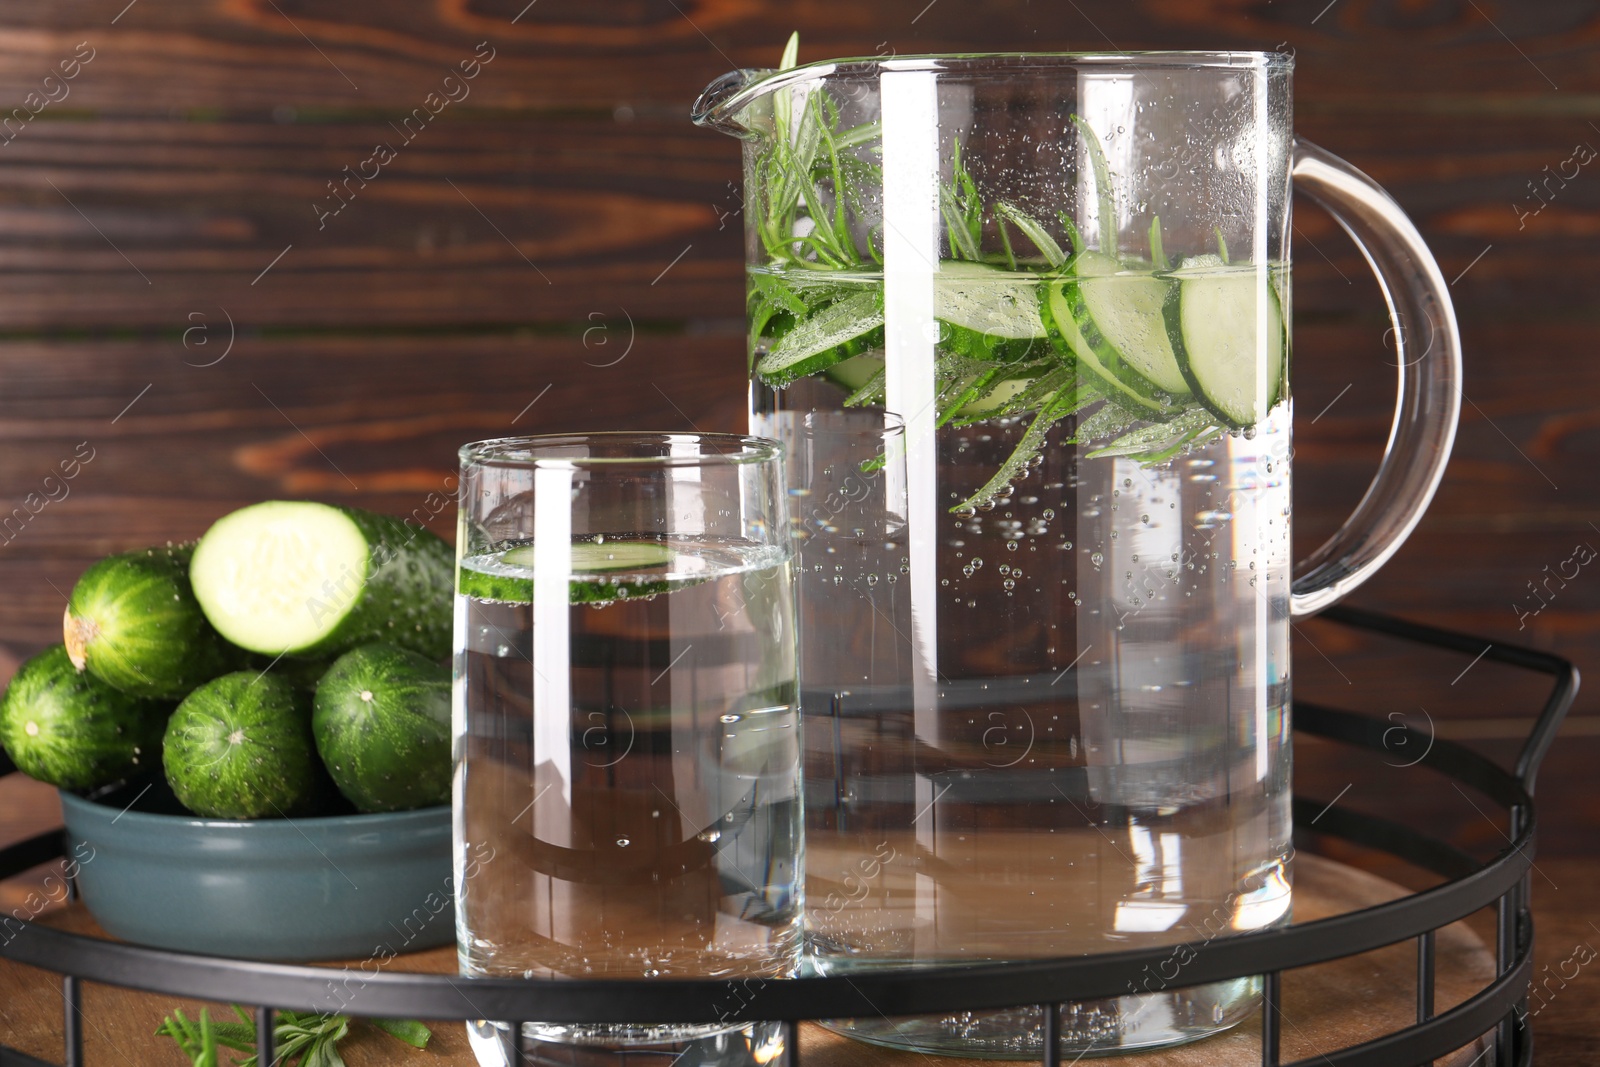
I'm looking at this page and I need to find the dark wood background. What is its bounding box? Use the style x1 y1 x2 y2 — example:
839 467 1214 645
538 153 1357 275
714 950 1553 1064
0 0 1596 1059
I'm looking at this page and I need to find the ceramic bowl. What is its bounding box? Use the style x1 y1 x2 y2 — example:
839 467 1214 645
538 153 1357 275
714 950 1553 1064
58 779 453 961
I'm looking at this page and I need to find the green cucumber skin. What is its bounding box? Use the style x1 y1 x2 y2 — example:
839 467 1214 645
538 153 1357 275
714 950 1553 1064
312 643 450 813
66 543 243 699
162 671 318 819
0 645 167 790
311 508 453 659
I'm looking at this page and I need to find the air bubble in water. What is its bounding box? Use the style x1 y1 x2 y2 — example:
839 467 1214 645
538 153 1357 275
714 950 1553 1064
1090 552 1104 566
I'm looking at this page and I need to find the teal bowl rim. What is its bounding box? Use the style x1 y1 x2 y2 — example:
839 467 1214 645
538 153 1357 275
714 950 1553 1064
58 789 450 833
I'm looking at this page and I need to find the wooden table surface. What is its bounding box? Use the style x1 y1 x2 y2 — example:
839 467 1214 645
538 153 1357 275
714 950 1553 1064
0 0 1595 1063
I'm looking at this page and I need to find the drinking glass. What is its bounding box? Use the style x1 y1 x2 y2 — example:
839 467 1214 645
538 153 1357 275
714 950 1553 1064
696 50 1461 1057
453 433 801 1066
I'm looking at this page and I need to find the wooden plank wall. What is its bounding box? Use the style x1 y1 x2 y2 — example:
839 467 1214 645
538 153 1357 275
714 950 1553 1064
0 1 1594 857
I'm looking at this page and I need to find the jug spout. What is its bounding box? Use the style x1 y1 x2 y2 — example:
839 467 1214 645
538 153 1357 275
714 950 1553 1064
691 68 768 138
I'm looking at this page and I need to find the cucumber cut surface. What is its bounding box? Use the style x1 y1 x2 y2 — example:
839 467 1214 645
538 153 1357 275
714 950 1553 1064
190 501 452 659
1169 254 1287 427
506 540 676 573
1069 251 1190 395
821 353 884 393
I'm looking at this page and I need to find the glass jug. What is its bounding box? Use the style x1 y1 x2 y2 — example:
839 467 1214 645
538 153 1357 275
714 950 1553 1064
695 50 1460 1058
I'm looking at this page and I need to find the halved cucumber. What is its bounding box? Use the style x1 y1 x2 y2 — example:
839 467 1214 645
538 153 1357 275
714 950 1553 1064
1167 254 1286 428
190 502 453 659
1066 251 1190 395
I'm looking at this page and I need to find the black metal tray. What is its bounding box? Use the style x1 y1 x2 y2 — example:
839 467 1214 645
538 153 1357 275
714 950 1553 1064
0 606 1577 1067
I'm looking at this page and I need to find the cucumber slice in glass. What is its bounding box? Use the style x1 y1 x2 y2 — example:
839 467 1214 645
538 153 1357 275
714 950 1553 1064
457 540 700 605
504 541 675 573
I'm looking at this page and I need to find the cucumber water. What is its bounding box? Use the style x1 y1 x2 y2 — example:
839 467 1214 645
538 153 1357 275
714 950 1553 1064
456 535 801 992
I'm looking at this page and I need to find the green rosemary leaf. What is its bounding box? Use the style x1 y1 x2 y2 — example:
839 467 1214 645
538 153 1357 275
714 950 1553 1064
995 202 1068 268
367 1019 433 1049
954 378 1091 511
1149 215 1169 270
1070 115 1118 253
1086 407 1214 459
1071 397 1149 445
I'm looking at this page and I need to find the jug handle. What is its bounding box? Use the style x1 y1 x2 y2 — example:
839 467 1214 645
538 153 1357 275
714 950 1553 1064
1288 140 1463 617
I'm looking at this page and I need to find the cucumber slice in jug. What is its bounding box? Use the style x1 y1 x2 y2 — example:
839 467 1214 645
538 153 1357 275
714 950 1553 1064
1167 254 1286 428
756 289 884 387
1042 279 1176 416
822 353 884 394
1066 251 1191 395
190 501 453 659
934 261 1048 340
